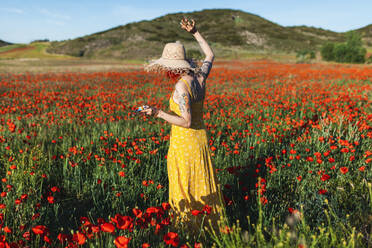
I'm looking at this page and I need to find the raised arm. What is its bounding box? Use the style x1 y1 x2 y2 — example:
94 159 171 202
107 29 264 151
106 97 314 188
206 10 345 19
193 31 214 62
181 18 214 62
181 18 214 80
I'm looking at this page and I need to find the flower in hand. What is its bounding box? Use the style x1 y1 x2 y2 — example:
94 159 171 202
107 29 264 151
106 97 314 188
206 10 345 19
140 105 160 117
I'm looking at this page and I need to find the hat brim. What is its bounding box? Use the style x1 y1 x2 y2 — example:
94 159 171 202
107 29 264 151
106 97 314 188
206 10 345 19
144 57 195 73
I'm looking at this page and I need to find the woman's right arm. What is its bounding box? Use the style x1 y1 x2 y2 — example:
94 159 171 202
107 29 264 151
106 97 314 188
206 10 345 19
193 31 214 63
181 18 214 79
193 31 214 80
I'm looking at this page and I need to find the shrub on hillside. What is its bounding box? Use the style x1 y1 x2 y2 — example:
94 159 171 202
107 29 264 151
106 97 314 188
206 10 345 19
366 54 372 64
321 32 366 63
320 42 335 61
186 49 203 60
296 49 316 63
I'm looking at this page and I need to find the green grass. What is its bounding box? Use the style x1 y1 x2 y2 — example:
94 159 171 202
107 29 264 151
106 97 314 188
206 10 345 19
0 44 27 53
0 42 73 59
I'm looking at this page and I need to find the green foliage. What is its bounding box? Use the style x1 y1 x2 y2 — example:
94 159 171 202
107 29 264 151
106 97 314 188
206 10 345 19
296 49 316 63
186 49 203 60
321 32 367 63
321 42 335 61
367 55 372 64
31 39 50 43
209 189 369 247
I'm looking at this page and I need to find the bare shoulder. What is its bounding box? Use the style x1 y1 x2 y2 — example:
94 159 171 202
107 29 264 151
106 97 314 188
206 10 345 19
176 76 191 93
173 77 190 100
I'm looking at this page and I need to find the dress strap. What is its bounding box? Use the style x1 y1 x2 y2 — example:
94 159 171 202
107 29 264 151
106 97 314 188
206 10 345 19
180 77 192 97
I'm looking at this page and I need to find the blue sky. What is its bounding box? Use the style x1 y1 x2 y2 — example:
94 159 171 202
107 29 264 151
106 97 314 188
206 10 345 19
1 0 371 43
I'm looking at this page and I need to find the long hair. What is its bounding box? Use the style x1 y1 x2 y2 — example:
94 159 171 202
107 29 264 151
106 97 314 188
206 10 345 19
165 70 180 80
165 69 194 81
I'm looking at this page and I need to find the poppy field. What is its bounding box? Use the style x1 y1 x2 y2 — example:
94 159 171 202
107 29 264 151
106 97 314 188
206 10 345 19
0 60 371 247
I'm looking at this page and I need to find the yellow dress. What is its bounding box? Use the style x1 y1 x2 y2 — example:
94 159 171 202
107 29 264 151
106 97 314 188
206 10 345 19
167 77 225 233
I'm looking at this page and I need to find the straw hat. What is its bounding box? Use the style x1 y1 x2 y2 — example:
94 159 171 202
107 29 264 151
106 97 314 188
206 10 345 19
144 41 197 74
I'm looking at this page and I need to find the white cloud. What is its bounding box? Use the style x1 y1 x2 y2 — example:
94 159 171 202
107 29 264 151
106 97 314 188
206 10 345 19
39 8 71 20
0 7 24 14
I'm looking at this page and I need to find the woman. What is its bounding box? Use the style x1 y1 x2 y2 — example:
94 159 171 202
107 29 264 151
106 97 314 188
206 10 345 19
141 18 225 233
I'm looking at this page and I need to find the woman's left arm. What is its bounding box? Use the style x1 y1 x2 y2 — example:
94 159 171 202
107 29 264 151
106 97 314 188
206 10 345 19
157 109 190 128
141 82 192 128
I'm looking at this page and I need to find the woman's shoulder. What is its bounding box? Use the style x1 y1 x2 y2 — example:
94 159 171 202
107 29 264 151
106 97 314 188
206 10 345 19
196 60 213 82
175 76 191 94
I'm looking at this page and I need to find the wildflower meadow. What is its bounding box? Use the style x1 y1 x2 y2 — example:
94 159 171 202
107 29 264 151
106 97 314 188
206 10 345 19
0 60 371 247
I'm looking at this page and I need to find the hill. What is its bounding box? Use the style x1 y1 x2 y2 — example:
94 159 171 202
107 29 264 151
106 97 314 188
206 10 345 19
0 40 11 47
41 9 371 60
355 24 372 47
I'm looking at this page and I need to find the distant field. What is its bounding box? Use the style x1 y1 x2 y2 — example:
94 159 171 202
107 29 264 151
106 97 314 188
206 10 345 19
1 41 371 74
0 58 144 73
0 42 73 59
0 42 299 73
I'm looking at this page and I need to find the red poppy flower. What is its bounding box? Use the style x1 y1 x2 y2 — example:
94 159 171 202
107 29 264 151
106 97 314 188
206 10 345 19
132 208 143 218
320 174 330 181
328 157 335 163
194 242 202 248
114 236 131 248
340 167 348 174
100 222 115 233
191 210 201 216
162 202 170 211
44 235 51 244
51 186 60 192
32 225 47 235
73 232 86 245
91 225 100 233
47 196 55 204
163 232 179 247
260 196 268 205
202 205 212 215
111 214 133 231
318 189 327 194
23 231 31 241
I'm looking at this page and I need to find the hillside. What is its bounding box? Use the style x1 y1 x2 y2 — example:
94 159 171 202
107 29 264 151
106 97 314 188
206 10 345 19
355 24 372 47
0 40 11 47
44 9 368 60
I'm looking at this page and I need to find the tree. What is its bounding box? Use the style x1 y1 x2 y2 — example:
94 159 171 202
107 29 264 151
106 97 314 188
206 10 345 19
321 43 335 61
320 31 366 63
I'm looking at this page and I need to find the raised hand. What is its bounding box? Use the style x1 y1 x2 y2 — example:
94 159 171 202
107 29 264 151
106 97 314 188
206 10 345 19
180 18 197 34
